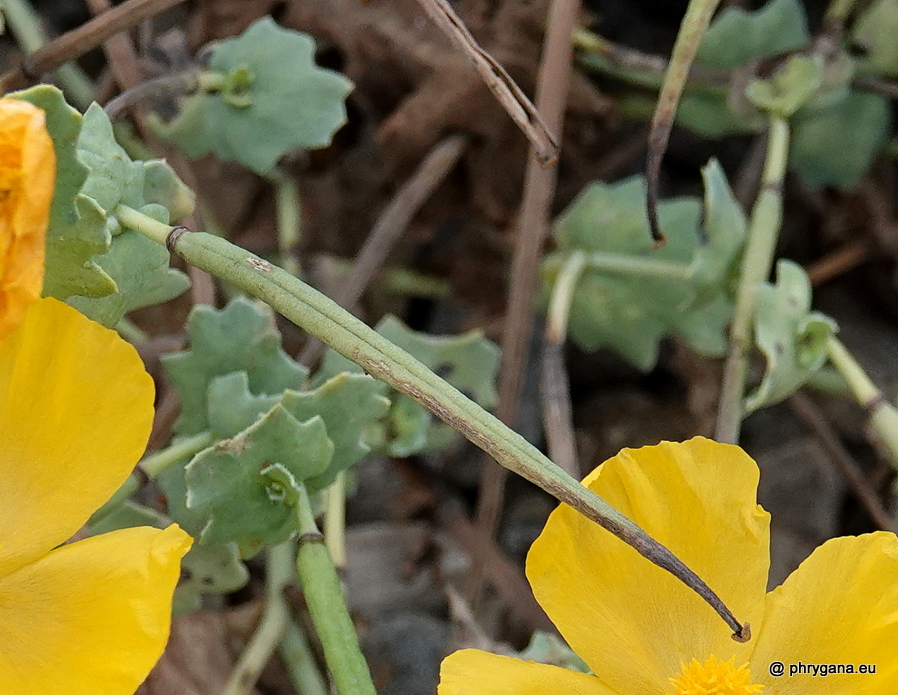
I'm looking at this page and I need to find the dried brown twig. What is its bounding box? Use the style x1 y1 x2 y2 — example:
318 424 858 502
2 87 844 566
411 0 558 165
790 392 897 534
471 0 582 605
0 0 187 93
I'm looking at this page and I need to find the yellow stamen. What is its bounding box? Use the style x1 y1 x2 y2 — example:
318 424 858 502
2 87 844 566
666 655 764 695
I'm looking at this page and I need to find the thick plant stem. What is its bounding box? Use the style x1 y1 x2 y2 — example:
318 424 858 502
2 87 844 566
116 202 750 639
715 116 789 444
295 485 377 695
223 542 295 695
826 336 898 467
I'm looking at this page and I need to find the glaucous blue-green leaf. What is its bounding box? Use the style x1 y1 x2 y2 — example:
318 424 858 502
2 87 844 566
790 91 892 189
163 297 308 435
206 371 280 439
690 159 747 298
158 370 281 539
32 101 192 308
206 370 388 489
746 260 837 412
280 373 390 490
76 103 195 221
156 451 207 540
541 161 744 371
675 91 760 139
695 0 810 70
315 315 501 456
175 541 250 613
43 194 114 300
9 86 117 299
185 405 333 551
386 394 431 457
852 0 898 77
66 206 191 327
87 499 170 535
378 316 500 407
154 16 353 174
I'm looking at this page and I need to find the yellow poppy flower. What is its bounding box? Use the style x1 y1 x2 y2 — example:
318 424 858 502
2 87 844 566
0 296 193 693
440 437 898 694
0 98 54 343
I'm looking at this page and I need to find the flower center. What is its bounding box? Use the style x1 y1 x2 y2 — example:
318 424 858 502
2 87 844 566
666 656 764 695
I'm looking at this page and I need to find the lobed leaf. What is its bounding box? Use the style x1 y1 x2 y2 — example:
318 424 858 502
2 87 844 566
185 406 333 552
541 160 745 371
175 542 250 614
163 297 308 435
279 373 390 490
695 0 810 70
745 260 838 412
9 86 117 299
66 206 191 326
154 16 353 174
790 91 892 189
205 369 389 490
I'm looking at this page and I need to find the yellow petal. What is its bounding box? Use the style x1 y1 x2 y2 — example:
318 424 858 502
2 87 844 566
0 298 154 575
0 97 54 342
0 524 191 695
751 532 898 694
439 649 616 695
527 438 770 693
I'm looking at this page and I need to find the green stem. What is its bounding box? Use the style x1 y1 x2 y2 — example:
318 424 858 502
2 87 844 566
223 542 295 695
588 252 692 281
320 256 451 298
543 251 693 284
295 485 377 695
269 167 302 277
141 431 215 478
116 316 149 345
715 115 789 444
116 202 750 639
375 266 451 298
89 431 214 526
324 471 348 569
2 0 94 108
826 336 898 467
574 28 729 95
546 250 587 343
279 619 329 695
